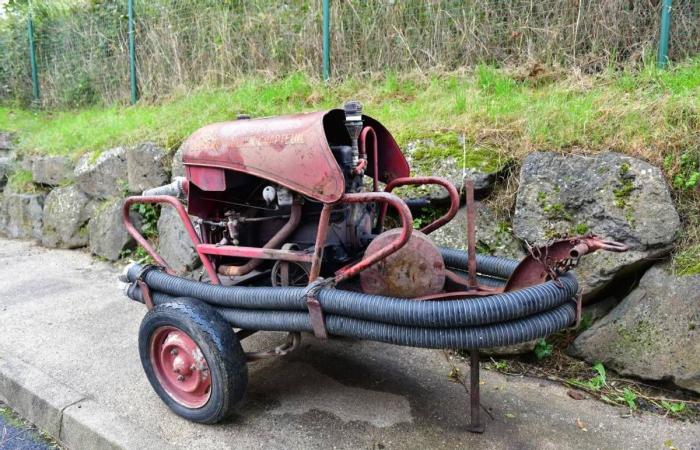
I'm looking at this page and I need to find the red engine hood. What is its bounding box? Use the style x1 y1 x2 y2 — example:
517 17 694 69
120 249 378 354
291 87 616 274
180 109 409 203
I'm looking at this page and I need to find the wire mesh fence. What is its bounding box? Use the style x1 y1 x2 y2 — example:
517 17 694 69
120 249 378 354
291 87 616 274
0 0 699 108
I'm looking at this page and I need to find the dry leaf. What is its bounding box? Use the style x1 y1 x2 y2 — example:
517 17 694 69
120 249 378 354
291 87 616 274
567 389 586 400
575 418 588 432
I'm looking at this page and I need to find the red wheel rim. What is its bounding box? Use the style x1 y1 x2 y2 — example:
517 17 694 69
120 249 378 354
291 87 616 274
150 326 212 408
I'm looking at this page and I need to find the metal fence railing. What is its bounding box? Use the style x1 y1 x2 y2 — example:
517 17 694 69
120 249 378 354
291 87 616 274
0 0 698 108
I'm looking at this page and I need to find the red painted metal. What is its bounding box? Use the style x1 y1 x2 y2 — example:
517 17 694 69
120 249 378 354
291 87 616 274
441 270 501 297
417 289 500 301
362 116 410 182
181 111 343 202
187 166 226 191
360 229 445 298
306 290 328 339
123 195 221 284
379 176 460 235
180 111 410 203
503 235 629 291
197 244 313 263
359 127 379 191
150 326 212 408
308 203 333 282
335 192 413 283
137 280 154 310
465 179 478 289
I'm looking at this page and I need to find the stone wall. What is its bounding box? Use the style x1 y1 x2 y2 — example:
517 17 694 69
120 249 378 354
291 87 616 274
0 132 193 268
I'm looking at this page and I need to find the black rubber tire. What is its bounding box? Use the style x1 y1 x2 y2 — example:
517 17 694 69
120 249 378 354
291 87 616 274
138 297 248 424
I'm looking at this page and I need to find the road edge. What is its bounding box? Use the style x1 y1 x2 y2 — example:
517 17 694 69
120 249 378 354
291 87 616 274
0 352 169 450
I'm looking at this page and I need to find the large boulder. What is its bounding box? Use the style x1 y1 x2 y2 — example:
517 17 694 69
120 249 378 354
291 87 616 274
0 132 13 157
88 198 140 261
513 152 680 300
127 142 169 193
0 188 45 240
41 186 95 249
156 207 200 273
0 157 13 188
171 146 185 180
570 264 700 394
32 155 73 186
0 131 15 187
74 147 128 199
430 203 525 260
17 157 33 172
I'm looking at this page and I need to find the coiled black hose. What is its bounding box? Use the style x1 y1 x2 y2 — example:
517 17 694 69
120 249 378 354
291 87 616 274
124 249 576 348
127 287 576 349
439 247 519 279
125 263 577 328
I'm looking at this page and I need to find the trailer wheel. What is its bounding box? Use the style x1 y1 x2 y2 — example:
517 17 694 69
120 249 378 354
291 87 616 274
138 298 248 424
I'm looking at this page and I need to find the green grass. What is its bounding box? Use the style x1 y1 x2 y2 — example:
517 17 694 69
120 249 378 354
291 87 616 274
1 60 699 272
0 60 697 162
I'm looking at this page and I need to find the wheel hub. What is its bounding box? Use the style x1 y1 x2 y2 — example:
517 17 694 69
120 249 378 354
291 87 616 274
150 326 211 408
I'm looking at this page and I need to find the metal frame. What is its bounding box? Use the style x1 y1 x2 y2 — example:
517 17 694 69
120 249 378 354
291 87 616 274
378 176 460 235
123 190 418 287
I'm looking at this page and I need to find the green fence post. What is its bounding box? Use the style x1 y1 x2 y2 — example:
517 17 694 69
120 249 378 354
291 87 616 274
27 14 40 104
128 0 138 104
322 0 330 81
657 0 673 68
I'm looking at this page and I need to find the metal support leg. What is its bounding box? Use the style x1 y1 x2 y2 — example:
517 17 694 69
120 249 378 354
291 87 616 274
467 349 485 433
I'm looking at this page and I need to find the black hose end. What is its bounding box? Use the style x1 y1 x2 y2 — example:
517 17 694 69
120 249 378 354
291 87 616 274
125 263 143 283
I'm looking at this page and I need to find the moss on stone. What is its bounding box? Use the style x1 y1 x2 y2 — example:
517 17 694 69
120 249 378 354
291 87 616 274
571 223 590 235
404 131 506 174
614 319 661 358
87 149 102 165
537 190 572 222
7 169 38 193
613 162 636 209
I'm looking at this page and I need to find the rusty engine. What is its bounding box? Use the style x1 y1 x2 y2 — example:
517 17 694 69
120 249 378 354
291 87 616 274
169 101 453 296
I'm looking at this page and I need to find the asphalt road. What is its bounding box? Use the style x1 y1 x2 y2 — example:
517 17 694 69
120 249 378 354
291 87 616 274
0 402 57 450
0 237 699 449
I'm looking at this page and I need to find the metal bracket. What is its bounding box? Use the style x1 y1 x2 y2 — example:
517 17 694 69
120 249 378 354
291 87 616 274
137 280 154 310
303 278 330 339
575 290 583 328
135 264 165 311
467 350 485 433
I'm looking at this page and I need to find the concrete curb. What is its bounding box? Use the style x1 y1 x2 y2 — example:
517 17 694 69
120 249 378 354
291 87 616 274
0 352 169 450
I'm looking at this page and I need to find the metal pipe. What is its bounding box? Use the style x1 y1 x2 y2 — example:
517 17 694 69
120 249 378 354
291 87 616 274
335 192 413 282
218 202 302 277
122 195 223 282
142 177 188 197
322 0 330 81
569 243 589 259
380 176 460 235
309 203 333 282
245 332 300 361
465 179 478 289
360 127 379 191
467 350 484 433
27 14 40 104
128 0 138 104
657 0 673 69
